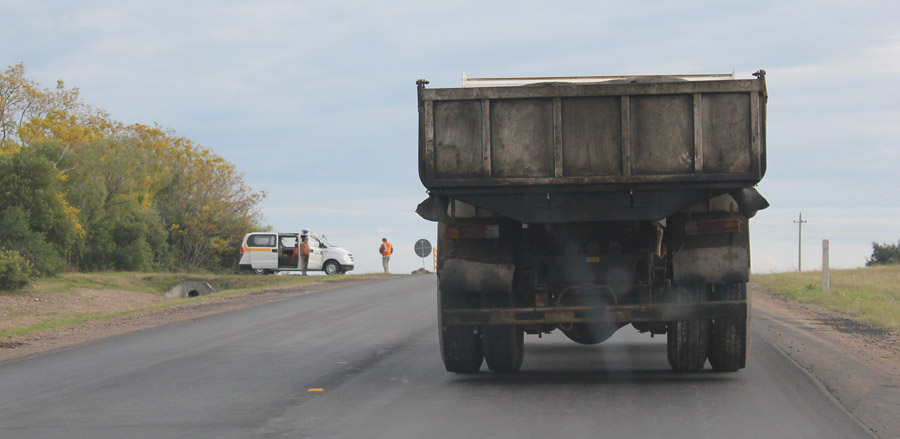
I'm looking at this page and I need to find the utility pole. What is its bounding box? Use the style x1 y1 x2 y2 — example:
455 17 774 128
794 212 807 271
822 239 830 293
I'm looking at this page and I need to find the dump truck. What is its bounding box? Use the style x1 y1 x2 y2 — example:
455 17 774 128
416 71 769 373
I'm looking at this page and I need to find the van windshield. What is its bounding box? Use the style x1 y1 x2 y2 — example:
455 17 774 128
318 235 337 248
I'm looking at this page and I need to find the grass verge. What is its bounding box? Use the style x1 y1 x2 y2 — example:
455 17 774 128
1 272 391 340
752 265 900 332
23 271 358 296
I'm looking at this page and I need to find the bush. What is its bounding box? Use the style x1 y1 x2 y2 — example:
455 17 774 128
866 240 900 266
0 207 66 276
0 249 35 291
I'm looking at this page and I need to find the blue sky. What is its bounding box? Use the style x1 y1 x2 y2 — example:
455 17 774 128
3 0 899 274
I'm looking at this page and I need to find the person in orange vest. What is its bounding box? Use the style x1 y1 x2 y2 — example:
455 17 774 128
290 242 299 265
379 238 393 273
299 236 311 275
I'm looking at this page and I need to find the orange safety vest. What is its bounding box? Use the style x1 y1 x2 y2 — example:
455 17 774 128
300 241 311 255
381 241 392 255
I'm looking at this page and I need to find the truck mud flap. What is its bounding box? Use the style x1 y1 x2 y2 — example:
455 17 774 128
673 247 750 284
439 259 515 295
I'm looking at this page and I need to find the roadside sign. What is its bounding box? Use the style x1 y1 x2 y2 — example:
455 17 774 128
414 239 432 258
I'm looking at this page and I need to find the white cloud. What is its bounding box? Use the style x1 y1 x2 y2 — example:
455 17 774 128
263 206 368 216
777 33 900 84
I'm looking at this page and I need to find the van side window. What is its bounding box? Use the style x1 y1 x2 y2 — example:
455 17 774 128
248 234 276 247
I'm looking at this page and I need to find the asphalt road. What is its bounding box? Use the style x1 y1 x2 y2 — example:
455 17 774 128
0 275 875 438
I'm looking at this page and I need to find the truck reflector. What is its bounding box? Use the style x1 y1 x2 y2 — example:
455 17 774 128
445 225 500 239
684 218 742 236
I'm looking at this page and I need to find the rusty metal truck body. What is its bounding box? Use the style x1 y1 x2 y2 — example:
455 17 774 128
416 72 769 373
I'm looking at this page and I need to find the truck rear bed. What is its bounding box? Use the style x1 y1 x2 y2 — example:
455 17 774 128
418 75 767 192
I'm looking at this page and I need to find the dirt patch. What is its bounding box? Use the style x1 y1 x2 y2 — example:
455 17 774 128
0 277 394 364
0 288 165 331
752 284 900 438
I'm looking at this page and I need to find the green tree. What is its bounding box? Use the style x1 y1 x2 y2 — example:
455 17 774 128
0 62 42 151
59 137 170 271
2 62 106 153
74 203 168 271
866 240 900 266
156 137 265 270
0 144 82 275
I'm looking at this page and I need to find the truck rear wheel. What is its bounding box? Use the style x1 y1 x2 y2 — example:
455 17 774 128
667 285 710 372
438 288 483 373
708 283 750 372
482 325 524 373
440 325 484 373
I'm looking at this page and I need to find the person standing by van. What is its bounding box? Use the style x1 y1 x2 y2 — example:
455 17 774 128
300 236 311 275
379 238 393 273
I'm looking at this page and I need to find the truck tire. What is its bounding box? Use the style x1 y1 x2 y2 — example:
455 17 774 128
708 283 750 372
323 260 341 275
440 325 484 373
667 285 710 372
482 325 524 373
436 224 482 373
253 268 271 275
438 287 483 373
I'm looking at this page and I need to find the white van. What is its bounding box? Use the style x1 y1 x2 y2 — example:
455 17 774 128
239 231 354 275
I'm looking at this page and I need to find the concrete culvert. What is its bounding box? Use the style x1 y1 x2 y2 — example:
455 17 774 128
165 281 215 299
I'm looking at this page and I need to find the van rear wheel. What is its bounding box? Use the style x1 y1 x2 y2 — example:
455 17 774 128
253 269 271 275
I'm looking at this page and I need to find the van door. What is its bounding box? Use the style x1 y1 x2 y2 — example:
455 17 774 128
278 234 300 269
247 233 278 270
307 235 325 270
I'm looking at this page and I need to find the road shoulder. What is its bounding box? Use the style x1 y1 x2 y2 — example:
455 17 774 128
0 276 400 364
751 284 900 438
